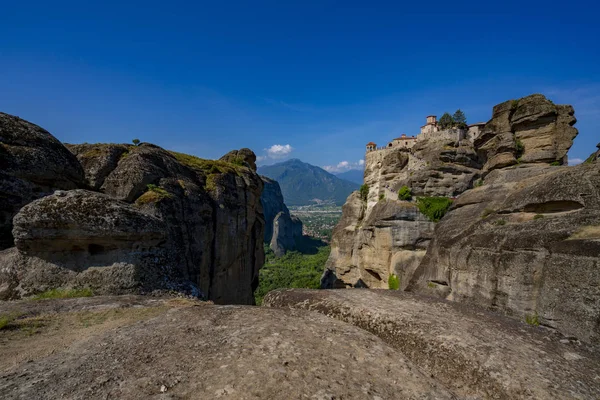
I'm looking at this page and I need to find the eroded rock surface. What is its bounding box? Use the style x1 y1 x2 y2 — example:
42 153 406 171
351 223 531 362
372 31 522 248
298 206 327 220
1 112 266 304
0 296 452 400
269 211 302 257
475 94 577 171
408 161 600 344
0 113 85 249
264 289 600 400
323 193 434 289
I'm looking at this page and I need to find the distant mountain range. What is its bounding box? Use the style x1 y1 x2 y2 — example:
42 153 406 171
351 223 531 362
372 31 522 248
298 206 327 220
334 169 364 185
258 159 359 206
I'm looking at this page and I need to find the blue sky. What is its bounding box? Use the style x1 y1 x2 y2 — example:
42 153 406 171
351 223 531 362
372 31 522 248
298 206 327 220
1 1 598 171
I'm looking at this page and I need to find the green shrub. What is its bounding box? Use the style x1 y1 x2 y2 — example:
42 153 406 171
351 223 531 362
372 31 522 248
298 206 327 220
388 274 400 290
515 139 525 159
230 156 246 167
525 313 540 327
510 99 519 111
416 197 453 222
550 161 561 166
496 219 507 226
379 193 385 201
32 288 93 300
132 138 140 146
427 282 435 289
533 214 544 220
398 186 412 201
359 184 369 201
474 179 484 187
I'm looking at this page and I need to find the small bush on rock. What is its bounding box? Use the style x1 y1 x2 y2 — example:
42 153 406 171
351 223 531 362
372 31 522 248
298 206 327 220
388 274 400 290
525 313 540 327
416 197 453 222
359 184 369 201
398 186 412 201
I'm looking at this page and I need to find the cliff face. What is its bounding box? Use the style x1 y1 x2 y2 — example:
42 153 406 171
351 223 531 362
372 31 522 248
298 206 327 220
260 176 303 256
325 94 600 343
0 113 85 250
0 114 264 304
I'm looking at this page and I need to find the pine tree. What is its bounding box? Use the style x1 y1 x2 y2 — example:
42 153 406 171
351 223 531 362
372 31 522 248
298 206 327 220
453 109 467 129
439 112 454 129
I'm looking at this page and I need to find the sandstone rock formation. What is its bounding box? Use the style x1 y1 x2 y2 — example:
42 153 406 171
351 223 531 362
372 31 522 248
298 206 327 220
264 289 600 400
260 176 303 256
585 142 600 163
0 295 453 399
408 161 600 344
475 94 577 171
269 212 302 257
1 113 265 304
322 192 434 289
0 190 168 300
0 113 85 249
324 94 600 344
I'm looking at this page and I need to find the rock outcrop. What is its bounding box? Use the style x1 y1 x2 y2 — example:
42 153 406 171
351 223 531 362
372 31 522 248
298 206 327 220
0 295 453 399
269 212 302 257
0 190 166 299
1 113 265 304
0 113 85 249
408 161 600 344
264 289 600 400
323 192 434 289
260 176 303 256
585 142 600 163
475 94 577 171
324 94 600 344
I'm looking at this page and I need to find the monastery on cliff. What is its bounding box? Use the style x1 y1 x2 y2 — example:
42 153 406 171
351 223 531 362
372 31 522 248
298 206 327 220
366 116 485 153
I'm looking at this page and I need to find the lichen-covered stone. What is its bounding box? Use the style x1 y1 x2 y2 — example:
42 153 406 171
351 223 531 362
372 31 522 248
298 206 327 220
0 113 85 249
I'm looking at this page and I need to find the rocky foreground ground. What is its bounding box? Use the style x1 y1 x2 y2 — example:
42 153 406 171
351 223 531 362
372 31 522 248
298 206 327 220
1 290 599 399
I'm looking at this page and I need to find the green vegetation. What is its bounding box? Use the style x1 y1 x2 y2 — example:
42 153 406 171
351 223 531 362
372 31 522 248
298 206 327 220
0 313 20 330
398 185 412 201
525 313 540 327
427 282 436 289
136 184 172 205
32 288 93 300
533 214 544 220
515 139 525 159
388 274 400 290
510 99 520 111
132 138 141 146
359 184 369 201
439 112 454 129
496 219 507 226
169 151 242 176
550 161 561 166
452 109 467 129
230 156 246 167
416 197 453 222
474 178 484 187
584 153 596 164
379 193 385 201
255 244 330 305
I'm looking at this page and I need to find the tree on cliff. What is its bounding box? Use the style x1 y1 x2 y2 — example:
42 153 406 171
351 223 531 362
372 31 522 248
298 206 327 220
453 109 467 129
439 113 454 129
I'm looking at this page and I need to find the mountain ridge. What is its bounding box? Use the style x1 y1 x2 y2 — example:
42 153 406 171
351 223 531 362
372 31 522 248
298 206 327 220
258 158 359 206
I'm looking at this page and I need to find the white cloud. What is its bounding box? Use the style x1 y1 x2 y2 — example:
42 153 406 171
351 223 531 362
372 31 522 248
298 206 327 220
266 144 293 159
322 159 365 173
569 158 584 166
